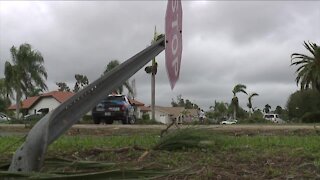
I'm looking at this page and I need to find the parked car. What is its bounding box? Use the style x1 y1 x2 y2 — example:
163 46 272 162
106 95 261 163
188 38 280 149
263 114 285 123
0 113 11 122
92 94 136 124
24 113 43 120
220 119 237 125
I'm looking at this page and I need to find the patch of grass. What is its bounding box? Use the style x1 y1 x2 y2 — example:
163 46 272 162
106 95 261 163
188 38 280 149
49 135 159 153
2 128 320 178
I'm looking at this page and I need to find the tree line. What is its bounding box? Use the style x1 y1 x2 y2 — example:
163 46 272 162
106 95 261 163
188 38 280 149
0 43 133 119
1 40 319 121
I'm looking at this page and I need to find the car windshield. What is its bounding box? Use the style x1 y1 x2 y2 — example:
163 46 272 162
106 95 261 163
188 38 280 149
106 96 125 101
264 115 275 118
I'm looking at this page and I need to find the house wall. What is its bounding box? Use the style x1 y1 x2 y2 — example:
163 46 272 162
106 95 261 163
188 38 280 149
28 97 60 115
154 110 170 124
135 106 142 119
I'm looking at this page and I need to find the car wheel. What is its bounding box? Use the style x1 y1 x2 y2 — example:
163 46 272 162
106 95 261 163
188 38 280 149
129 116 136 124
93 117 101 124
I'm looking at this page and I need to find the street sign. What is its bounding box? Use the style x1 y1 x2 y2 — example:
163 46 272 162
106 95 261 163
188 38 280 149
165 0 182 89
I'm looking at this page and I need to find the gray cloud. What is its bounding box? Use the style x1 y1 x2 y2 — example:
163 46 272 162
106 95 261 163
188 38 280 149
1 1 319 111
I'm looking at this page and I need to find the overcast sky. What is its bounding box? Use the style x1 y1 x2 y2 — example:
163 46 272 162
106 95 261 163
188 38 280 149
0 1 319 111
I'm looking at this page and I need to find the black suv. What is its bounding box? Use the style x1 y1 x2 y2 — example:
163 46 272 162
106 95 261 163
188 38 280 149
92 95 136 124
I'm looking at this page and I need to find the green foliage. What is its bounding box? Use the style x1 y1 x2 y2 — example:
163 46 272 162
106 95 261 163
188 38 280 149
77 115 93 124
236 106 249 120
287 89 320 121
0 98 8 112
291 41 320 92
104 60 133 94
247 92 259 115
56 74 89 93
264 104 271 113
208 101 228 120
301 111 320 123
239 111 271 124
232 84 247 96
136 118 160 125
136 114 161 124
231 84 247 119
56 82 71 92
154 128 220 151
142 113 150 121
4 43 47 118
171 95 199 109
275 106 283 115
73 74 89 93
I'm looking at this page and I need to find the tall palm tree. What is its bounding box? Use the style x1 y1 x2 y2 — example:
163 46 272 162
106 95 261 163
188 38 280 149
247 92 259 117
4 43 47 118
0 78 12 111
104 60 133 94
231 84 247 120
291 41 320 92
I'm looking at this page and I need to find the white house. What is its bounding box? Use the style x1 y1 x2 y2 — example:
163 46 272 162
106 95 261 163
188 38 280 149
8 91 75 117
152 106 199 124
9 91 149 119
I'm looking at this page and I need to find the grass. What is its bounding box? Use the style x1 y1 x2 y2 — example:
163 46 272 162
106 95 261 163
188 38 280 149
1 128 320 178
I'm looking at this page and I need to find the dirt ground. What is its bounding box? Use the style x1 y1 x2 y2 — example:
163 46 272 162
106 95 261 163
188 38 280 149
1 124 320 136
1 124 320 179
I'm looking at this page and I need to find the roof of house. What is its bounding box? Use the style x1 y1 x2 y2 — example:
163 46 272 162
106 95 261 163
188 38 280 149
154 106 185 118
129 99 144 106
154 106 199 118
8 91 75 110
139 106 151 112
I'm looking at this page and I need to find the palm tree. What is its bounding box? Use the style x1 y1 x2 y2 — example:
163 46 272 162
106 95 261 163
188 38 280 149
104 60 133 94
291 41 320 92
0 78 12 111
264 104 271 114
231 84 247 120
247 92 259 117
4 43 48 118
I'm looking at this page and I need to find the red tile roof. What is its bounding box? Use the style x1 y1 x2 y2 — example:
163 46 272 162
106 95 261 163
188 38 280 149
139 106 151 112
8 91 75 110
129 99 145 106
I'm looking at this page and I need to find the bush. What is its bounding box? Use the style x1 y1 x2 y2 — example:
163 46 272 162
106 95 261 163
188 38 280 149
78 115 93 124
142 113 150 121
301 111 320 123
239 117 272 124
136 118 161 125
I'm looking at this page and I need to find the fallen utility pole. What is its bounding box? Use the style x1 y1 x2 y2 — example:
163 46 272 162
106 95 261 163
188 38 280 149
9 36 165 172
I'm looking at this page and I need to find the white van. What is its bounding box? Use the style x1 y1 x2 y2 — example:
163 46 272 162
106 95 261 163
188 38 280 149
263 114 281 123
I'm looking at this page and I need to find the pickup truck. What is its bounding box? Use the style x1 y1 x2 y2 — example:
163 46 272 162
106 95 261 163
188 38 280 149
92 94 136 124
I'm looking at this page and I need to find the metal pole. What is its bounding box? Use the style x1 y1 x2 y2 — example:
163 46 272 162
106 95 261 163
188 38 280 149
151 26 157 121
9 36 165 172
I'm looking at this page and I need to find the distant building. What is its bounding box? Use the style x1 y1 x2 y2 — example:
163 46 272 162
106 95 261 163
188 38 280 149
153 106 198 124
8 91 74 117
8 91 149 119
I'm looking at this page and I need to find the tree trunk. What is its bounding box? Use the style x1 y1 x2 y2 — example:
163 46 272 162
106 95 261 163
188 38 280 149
15 91 21 119
233 104 237 120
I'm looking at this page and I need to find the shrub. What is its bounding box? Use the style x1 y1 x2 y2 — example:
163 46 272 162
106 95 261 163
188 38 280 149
78 115 93 124
142 113 150 121
301 111 320 123
136 118 161 125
